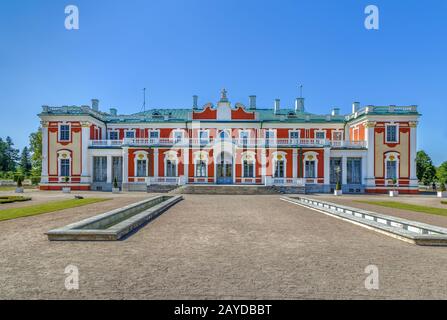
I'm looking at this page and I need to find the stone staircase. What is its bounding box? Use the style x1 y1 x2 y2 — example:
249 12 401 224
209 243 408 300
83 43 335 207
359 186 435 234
175 185 281 195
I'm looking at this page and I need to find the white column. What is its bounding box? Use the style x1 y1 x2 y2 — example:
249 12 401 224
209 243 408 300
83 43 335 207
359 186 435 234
365 122 376 188
106 155 112 184
80 123 90 183
261 148 267 184
323 147 330 185
292 149 298 179
154 148 159 177
183 148 189 181
409 123 418 187
122 147 128 183
342 155 348 185
41 123 49 183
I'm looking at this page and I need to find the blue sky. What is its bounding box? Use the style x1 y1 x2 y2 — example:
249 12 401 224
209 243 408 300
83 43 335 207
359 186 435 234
0 0 446 164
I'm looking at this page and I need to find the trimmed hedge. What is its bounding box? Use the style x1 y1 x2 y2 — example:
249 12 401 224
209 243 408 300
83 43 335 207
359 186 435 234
0 196 32 204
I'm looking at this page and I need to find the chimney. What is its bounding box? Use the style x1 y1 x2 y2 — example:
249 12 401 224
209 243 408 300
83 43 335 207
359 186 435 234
295 97 305 113
109 108 117 116
352 102 360 114
91 99 99 111
249 95 256 109
274 99 280 114
331 107 340 116
192 95 198 109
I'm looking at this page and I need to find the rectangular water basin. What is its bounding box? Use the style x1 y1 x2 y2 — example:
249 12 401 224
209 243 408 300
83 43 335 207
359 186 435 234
46 195 183 241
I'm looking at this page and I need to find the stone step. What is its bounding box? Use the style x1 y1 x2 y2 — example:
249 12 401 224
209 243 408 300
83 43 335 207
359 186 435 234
147 185 180 193
175 185 280 195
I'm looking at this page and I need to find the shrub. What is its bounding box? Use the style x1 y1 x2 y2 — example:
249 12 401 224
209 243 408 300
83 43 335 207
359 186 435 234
113 177 119 189
31 176 41 185
16 176 23 188
440 183 446 192
0 196 32 204
64 176 70 183
335 182 341 190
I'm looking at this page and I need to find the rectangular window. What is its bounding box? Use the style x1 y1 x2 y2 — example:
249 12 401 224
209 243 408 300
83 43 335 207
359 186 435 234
125 131 135 139
332 131 343 141
60 159 70 177
136 160 147 177
109 131 118 140
243 161 254 178
195 160 207 177
112 156 123 183
289 131 299 140
347 158 362 184
330 158 342 184
274 160 285 178
166 160 177 177
173 131 183 143
386 161 397 180
315 131 325 139
305 160 316 178
93 156 107 182
386 125 398 143
150 131 159 139
199 131 209 144
59 125 70 141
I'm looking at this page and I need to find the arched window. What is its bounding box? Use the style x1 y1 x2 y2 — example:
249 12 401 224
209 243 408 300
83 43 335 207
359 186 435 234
303 152 318 178
194 151 208 177
134 152 149 177
242 152 256 178
57 151 71 179
272 152 286 178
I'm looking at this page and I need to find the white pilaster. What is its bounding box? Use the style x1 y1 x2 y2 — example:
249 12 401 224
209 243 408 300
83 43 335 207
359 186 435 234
292 149 298 179
261 148 267 183
183 148 189 179
409 123 418 187
323 147 330 185
122 147 129 183
154 148 159 177
365 122 376 188
342 155 347 185
40 123 49 183
80 122 90 183
106 155 112 184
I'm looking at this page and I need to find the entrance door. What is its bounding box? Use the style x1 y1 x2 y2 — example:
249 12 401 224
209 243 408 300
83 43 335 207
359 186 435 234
216 152 233 184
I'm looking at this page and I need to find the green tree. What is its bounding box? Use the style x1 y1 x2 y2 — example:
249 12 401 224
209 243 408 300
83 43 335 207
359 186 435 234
0 137 19 172
0 137 7 172
19 147 32 176
29 129 42 177
437 161 447 185
416 150 436 185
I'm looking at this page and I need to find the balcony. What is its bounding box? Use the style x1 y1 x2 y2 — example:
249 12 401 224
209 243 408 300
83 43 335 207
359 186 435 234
89 138 366 149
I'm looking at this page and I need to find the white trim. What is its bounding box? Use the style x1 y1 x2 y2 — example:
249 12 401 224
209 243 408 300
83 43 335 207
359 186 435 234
193 151 209 177
108 129 119 140
288 129 300 140
125 129 136 139
314 130 326 140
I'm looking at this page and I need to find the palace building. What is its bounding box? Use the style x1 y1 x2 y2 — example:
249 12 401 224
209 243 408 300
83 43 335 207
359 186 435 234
38 89 420 194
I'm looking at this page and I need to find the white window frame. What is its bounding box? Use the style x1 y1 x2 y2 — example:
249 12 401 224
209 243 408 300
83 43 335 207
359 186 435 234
384 152 400 184
385 123 399 143
108 130 119 140
332 131 343 141
272 151 287 178
303 151 319 179
193 151 209 177
315 130 326 140
241 151 256 178
58 123 71 141
198 130 210 143
164 151 179 177
125 129 136 139
57 151 72 180
133 151 149 177
172 129 184 144
289 130 300 140
149 129 160 140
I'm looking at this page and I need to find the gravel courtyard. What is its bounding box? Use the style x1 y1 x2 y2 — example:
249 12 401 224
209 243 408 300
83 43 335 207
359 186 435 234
1 193 447 299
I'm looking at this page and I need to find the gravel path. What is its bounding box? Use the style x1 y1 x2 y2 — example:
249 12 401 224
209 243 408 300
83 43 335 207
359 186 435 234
1 194 447 299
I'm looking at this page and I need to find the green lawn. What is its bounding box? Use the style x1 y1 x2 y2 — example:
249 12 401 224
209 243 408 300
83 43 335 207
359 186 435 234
0 198 109 222
356 200 447 217
0 186 37 192
0 196 32 204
